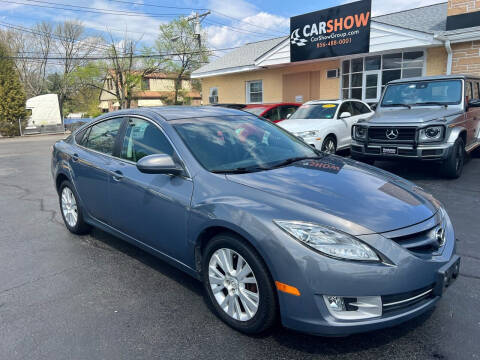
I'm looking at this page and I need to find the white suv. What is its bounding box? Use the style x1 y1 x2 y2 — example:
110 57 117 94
278 99 374 154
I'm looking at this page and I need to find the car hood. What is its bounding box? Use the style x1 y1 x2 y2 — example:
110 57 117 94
279 118 332 133
226 156 439 234
370 108 462 124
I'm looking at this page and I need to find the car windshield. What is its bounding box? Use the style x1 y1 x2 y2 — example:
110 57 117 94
289 104 338 119
381 80 462 107
244 107 268 116
172 115 318 173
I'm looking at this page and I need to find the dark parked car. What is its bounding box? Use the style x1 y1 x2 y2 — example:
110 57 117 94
244 103 300 123
52 106 459 336
210 103 247 110
351 75 480 178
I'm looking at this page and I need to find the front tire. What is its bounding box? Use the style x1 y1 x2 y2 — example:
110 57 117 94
321 136 337 154
59 180 91 234
441 138 465 179
202 234 277 334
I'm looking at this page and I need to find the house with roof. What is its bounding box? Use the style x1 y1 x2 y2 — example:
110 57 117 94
99 72 201 112
192 1 480 105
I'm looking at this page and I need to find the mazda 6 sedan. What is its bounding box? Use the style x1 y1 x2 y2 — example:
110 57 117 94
52 106 460 336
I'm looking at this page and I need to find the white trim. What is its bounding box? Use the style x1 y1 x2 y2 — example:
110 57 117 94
191 65 259 79
245 80 263 104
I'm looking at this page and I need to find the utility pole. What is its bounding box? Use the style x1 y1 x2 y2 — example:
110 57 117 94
186 11 210 48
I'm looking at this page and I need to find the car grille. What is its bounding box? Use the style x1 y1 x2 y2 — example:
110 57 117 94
389 225 444 257
368 127 417 143
382 284 435 313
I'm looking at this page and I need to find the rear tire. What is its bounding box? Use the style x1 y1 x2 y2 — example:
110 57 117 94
441 138 465 179
202 233 277 334
59 180 91 234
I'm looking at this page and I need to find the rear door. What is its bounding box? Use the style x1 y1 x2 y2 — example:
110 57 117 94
108 117 194 263
71 117 124 224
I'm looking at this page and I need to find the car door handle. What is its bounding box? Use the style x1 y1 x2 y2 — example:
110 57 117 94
72 153 79 162
111 170 124 181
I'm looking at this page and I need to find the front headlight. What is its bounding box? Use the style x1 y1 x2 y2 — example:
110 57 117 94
419 125 444 143
274 220 380 261
296 130 321 138
352 125 367 141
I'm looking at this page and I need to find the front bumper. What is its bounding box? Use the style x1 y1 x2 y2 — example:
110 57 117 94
268 214 459 336
351 140 453 161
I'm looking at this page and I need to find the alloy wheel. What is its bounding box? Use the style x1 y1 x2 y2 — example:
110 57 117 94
208 248 259 321
322 139 336 154
61 187 78 228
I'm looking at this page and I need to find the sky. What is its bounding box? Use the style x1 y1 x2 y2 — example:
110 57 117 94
0 0 446 53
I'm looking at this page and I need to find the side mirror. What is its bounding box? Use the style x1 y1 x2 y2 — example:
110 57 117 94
339 112 351 119
136 154 184 176
286 113 292 119
370 103 377 110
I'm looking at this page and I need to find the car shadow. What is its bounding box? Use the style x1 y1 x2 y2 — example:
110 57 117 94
83 227 204 297
81 227 436 354
268 309 434 355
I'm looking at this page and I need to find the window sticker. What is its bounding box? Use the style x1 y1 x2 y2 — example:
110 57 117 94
322 104 337 108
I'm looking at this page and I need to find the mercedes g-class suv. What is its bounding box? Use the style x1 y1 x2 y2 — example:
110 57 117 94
351 75 480 178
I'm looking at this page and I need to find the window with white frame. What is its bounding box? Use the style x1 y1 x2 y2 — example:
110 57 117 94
246 80 263 104
209 87 218 104
341 51 425 101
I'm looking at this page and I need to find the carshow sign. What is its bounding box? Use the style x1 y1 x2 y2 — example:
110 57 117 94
290 0 371 62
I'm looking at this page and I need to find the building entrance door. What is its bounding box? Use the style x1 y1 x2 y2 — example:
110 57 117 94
363 70 381 103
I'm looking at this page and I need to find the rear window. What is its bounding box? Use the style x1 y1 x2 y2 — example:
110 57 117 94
244 107 268 116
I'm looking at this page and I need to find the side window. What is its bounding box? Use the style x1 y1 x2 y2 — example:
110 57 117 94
84 118 123 155
338 102 353 117
75 127 89 145
121 118 174 162
466 81 473 101
264 107 281 121
352 101 371 115
280 106 298 119
473 82 479 100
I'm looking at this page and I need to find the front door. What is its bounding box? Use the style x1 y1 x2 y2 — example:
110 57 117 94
108 117 194 263
363 71 382 103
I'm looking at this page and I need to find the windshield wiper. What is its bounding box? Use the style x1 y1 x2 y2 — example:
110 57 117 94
383 103 412 109
267 155 324 169
413 102 448 108
211 166 267 174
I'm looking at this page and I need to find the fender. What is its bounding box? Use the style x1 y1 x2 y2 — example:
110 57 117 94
446 126 467 144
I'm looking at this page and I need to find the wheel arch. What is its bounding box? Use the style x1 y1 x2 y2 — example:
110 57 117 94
55 172 70 194
447 126 467 145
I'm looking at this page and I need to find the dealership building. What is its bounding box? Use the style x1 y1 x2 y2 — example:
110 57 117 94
192 1 480 105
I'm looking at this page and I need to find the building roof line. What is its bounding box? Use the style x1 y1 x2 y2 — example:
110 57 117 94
373 1 447 18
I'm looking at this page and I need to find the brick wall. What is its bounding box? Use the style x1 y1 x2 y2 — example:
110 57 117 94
451 41 480 76
448 0 480 16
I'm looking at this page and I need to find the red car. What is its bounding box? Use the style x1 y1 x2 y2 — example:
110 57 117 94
243 103 301 123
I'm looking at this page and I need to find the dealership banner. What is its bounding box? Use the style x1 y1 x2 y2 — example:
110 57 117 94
290 0 371 62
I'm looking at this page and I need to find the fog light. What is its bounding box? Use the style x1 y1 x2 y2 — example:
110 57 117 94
323 295 382 320
325 296 345 311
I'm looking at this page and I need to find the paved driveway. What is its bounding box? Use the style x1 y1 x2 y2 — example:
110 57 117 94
0 135 479 360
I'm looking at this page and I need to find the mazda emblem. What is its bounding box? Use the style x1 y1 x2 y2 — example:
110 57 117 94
435 227 446 247
385 129 399 140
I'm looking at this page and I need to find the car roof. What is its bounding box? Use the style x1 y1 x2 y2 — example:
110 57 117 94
388 74 480 84
303 99 365 105
244 102 300 108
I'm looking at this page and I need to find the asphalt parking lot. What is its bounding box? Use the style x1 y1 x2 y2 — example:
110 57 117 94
0 134 479 360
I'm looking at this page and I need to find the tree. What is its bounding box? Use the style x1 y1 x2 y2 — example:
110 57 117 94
0 42 27 136
53 21 102 118
156 17 210 104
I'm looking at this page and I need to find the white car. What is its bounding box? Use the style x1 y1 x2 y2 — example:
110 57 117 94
278 99 374 154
